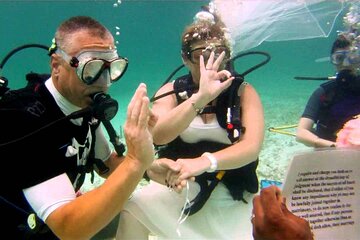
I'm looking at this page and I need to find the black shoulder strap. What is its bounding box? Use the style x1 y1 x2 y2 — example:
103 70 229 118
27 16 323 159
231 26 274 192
319 80 339 107
173 73 196 104
74 119 109 192
215 74 246 143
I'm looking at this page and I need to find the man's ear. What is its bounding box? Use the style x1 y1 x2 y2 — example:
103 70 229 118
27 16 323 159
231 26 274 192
51 55 61 75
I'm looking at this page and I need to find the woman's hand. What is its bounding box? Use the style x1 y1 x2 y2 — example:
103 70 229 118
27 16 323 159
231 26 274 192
164 156 208 190
146 158 180 184
195 51 234 106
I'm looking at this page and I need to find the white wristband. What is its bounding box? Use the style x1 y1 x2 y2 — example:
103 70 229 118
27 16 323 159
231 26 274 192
202 152 218 173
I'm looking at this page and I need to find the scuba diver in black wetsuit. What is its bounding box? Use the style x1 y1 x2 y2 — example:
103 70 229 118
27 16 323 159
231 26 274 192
296 33 360 148
0 16 155 239
116 8 266 240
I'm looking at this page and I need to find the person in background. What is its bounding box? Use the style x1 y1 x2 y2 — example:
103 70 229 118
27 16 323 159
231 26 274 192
252 115 360 240
116 6 264 240
0 16 155 239
296 33 360 148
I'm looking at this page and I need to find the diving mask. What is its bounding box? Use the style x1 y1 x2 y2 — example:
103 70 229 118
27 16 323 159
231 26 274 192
331 48 360 66
187 44 230 64
57 48 128 85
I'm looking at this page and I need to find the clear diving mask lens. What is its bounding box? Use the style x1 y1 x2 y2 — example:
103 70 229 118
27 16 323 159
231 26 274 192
57 48 128 85
331 48 360 66
188 45 230 64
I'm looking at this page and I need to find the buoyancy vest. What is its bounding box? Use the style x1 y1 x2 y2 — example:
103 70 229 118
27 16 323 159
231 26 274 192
156 73 259 209
316 73 360 141
173 73 245 142
0 73 104 239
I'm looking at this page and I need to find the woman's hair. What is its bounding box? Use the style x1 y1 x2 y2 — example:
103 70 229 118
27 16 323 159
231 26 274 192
181 10 231 60
331 34 351 54
55 16 113 51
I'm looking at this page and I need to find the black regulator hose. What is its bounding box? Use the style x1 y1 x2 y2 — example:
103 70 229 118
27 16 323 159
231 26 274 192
150 50 271 102
0 44 49 70
294 76 336 81
0 44 49 96
229 51 271 77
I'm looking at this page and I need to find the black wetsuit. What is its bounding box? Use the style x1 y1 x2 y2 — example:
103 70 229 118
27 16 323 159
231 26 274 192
301 78 360 141
0 82 101 239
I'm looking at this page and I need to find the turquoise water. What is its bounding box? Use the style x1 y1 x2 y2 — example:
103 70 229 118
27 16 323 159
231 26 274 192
0 1 347 181
1 0 211 123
